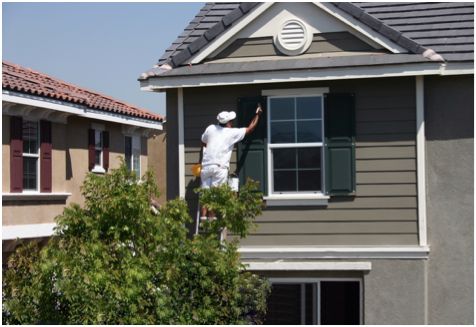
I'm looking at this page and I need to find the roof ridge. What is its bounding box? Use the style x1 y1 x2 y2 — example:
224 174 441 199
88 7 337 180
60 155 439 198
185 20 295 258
3 61 163 120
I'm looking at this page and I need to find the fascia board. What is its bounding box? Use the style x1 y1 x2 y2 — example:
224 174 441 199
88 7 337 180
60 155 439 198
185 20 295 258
2 91 163 131
141 62 462 91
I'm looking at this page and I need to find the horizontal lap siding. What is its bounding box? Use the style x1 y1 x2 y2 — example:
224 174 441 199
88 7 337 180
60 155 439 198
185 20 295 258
182 78 418 246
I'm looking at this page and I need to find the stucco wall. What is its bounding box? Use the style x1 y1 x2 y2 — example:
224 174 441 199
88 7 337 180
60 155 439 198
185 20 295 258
424 75 474 324
364 259 426 324
2 113 161 228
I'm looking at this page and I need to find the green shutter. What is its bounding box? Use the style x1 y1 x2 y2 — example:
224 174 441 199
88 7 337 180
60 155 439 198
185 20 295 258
324 93 356 196
237 96 267 193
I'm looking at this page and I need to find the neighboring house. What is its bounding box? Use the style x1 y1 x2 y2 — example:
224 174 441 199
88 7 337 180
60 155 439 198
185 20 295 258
2 61 165 260
139 2 473 325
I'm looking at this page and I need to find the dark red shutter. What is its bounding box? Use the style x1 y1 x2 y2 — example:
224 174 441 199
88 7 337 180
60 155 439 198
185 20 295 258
102 131 109 171
40 120 52 193
88 129 95 171
10 116 23 192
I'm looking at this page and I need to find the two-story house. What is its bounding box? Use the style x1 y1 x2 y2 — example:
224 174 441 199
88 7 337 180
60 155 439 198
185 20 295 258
139 3 473 324
2 61 165 260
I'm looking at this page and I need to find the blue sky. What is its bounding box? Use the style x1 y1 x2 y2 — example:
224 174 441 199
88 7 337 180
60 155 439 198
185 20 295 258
2 2 205 116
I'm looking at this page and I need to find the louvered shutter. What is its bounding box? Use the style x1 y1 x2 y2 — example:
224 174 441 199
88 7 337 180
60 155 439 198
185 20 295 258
40 120 52 192
102 131 109 171
88 129 95 171
237 96 267 193
10 116 23 192
324 93 356 196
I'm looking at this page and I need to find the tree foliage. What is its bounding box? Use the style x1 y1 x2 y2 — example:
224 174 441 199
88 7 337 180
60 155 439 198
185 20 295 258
3 164 270 324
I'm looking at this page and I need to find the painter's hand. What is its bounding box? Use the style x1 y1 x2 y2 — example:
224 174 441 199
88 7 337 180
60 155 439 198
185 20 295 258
256 104 263 115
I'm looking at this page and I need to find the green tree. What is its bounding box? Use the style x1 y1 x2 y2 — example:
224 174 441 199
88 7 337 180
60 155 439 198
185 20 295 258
3 164 270 324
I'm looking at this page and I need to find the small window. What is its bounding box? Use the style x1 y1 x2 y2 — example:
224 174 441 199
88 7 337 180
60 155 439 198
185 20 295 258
268 95 324 194
22 120 39 191
265 279 361 325
94 130 103 167
124 135 141 177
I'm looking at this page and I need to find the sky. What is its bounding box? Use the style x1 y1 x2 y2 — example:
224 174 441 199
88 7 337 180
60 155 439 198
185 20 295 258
2 2 205 117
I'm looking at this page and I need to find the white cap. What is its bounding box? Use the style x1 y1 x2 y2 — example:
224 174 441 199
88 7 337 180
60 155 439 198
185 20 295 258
217 111 236 124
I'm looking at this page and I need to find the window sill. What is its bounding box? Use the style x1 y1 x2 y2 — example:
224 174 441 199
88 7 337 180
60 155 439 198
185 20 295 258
264 194 330 206
2 192 71 201
91 166 106 174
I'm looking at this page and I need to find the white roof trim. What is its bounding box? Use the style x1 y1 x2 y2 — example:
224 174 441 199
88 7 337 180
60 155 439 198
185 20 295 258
243 261 372 271
190 2 406 65
2 91 163 131
141 62 473 91
239 246 430 260
313 2 406 54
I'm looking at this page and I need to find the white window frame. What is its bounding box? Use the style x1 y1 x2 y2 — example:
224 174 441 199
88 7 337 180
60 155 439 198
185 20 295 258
268 277 363 325
91 123 106 174
124 134 141 177
22 119 40 193
263 88 329 205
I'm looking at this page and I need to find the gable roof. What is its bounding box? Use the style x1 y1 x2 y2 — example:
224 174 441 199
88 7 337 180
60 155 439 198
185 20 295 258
151 2 473 71
3 61 163 122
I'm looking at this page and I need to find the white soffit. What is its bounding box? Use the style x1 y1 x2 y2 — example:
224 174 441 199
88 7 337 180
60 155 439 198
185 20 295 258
194 2 405 64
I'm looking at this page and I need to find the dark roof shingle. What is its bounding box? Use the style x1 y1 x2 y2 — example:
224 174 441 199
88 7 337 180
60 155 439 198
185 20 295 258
3 61 163 122
354 2 474 61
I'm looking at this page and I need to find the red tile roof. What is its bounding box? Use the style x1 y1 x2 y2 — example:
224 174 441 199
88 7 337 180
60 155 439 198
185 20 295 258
2 61 163 122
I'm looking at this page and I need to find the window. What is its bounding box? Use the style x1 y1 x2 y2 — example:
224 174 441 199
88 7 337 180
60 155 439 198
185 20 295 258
265 279 362 325
125 135 141 177
268 94 325 195
237 90 355 203
94 130 103 168
89 126 109 173
22 120 39 191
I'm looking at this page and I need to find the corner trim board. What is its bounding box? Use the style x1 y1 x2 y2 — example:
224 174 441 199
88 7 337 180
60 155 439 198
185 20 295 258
416 76 428 246
178 88 186 198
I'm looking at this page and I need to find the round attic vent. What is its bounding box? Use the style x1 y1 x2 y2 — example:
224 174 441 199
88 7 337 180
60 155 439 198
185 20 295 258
274 19 312 56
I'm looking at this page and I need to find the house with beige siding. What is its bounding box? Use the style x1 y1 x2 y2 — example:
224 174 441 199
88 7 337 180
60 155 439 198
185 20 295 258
139 2 473 324
2 61 165 260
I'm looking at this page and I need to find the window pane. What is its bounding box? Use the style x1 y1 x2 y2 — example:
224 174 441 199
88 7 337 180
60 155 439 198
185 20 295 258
273 148 296 170
297 96 322 119
265 284 302 325
95 131 102 148
95 150 102 165
297 120 322 143
22 121 38 154
305 283 317 325
270 98 294 121
297 148 321 169
125 137 132 170
271 121 295 143
133 150 140 177
321 281 360 325
23 157 37 190
274 170 297 192
298 170 321 191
